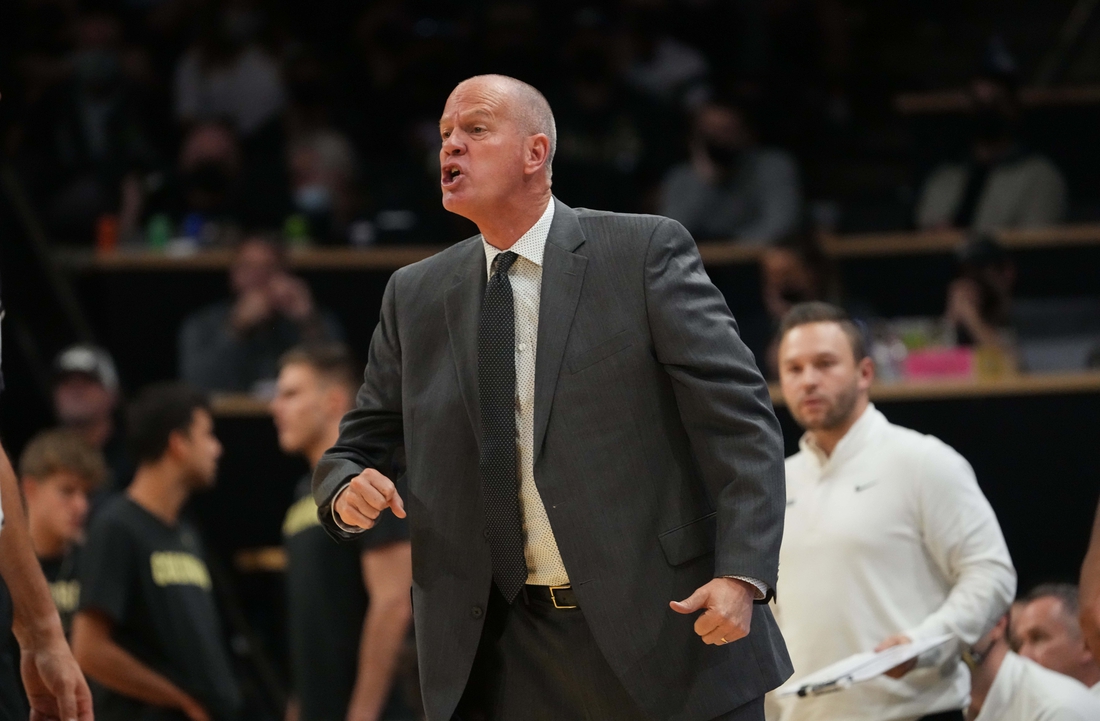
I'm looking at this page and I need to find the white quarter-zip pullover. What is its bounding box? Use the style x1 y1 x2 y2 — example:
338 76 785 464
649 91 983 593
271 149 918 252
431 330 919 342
769 404 1016 721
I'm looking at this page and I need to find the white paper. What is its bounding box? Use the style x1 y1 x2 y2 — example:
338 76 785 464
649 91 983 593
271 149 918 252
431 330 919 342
777 634 955 698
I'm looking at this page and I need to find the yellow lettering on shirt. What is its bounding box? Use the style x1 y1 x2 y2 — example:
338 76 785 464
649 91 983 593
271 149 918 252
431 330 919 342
149 552 212 590
49 580 80 613
282 495 321 538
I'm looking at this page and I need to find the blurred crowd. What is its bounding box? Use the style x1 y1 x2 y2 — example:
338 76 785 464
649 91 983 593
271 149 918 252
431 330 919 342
1 0 1081 250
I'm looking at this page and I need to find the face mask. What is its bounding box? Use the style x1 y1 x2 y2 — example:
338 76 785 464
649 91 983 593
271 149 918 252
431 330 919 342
704 139 741 171
294 184 333 213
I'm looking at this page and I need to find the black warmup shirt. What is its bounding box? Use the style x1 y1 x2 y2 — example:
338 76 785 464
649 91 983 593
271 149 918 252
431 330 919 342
41 545 82 636
283 476 410 721
79 496 242 721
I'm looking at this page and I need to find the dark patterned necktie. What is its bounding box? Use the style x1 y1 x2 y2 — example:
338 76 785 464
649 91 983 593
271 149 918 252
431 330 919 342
478 251 528 602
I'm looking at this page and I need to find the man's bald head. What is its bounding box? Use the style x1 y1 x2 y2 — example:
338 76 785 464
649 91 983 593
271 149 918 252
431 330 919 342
453 74 557 176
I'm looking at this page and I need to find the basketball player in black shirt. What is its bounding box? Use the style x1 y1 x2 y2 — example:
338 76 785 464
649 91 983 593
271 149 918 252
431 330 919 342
72 383 242 721
272 344 412 721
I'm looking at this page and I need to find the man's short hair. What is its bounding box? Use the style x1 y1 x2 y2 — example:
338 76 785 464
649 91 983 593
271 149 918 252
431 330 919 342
18 428 107 490
126 383 210 465
1022 582 1080 618
466 74 557 175
279 342 360 394
778 302 868 361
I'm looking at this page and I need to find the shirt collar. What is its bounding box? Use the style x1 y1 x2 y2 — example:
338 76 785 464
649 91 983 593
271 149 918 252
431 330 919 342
798 402 884 469
482 198 555 276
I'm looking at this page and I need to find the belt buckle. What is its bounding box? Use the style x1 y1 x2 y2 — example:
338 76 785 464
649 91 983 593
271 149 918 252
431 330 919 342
548 584 577 609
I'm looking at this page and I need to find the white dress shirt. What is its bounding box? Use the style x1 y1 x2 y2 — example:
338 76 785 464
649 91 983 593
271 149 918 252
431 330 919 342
976 652 1100 721
769 404 1016 721
481 199 569 586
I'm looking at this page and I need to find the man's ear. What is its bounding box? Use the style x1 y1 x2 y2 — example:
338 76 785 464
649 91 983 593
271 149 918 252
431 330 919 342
21 476 40 502
165 428 190 461
857 355 875 389
524 134 551 176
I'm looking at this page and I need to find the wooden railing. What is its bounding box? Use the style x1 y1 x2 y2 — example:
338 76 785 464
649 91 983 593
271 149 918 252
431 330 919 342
54 223 1100 273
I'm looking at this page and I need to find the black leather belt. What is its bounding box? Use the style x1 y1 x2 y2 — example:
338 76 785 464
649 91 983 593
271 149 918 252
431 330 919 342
525 584 578 609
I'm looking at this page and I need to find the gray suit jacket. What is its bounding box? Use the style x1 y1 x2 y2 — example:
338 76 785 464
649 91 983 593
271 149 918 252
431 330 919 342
314 199 792 721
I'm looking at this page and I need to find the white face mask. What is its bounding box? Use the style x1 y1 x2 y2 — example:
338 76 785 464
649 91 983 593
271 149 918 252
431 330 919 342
294 184 333 214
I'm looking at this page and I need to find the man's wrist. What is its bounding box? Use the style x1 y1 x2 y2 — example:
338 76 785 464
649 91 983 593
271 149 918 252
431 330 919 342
722 576 768 601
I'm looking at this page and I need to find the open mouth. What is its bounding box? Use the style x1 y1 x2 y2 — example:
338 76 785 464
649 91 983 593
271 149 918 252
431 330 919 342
441 166 463 187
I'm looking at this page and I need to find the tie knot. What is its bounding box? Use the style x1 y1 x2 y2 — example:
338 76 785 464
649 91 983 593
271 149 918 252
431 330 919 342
492 251 518 277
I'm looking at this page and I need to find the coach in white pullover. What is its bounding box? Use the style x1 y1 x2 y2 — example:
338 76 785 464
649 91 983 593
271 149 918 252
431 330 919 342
769 303 1016 721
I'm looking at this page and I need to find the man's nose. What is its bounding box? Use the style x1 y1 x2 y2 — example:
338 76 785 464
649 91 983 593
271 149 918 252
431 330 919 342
441 132 464 156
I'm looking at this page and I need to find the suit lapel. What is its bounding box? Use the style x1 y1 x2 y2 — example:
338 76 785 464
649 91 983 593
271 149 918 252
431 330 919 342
444 240 487 443
533 200 587 458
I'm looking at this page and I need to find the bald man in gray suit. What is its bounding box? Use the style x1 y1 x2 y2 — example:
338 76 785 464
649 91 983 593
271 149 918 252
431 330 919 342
314 75 791 721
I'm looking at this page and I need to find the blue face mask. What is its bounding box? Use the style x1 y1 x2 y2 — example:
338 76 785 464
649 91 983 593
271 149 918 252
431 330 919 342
294 184 332 213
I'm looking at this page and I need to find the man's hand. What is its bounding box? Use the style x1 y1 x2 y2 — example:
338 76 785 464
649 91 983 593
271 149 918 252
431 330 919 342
230 289 273 333
875 634 917 678
670 578 754 646
268 273 315 324
20 635 94 721
335 469 406 529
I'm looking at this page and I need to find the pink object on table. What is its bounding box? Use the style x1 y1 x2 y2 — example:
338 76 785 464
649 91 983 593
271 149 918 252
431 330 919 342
903 347 974 378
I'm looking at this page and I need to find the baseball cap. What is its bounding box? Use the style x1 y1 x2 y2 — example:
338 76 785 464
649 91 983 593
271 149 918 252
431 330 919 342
53 344 120 394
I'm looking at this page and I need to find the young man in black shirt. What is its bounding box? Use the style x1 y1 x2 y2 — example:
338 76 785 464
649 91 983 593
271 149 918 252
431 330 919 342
271 344 412 721
19 428 108 634
72 383 242 721
0 290 95 720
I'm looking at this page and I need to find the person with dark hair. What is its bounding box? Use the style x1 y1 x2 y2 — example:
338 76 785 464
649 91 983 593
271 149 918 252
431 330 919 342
1012 584 1100 697
659 99 802 243
944 235 1017 349
19 428 108 634
271 343 413 721
967 612 1100 720
915 40 1066 231
770 302 1016 721
71 382 242 721
178 235 344 393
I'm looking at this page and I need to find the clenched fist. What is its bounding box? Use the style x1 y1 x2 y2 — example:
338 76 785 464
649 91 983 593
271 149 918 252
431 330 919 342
334 468 407 529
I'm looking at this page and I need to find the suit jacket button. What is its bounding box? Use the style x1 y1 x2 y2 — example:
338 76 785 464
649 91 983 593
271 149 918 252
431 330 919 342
471 606 484 619
483 528 491 539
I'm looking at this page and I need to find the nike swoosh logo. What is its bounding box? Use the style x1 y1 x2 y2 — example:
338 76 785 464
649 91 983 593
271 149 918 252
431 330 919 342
786 499 797 507
854 481 880 493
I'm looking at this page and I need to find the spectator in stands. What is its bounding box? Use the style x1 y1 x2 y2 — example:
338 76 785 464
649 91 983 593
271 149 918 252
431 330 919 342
619 2 710 109
739 226 873 379
52 344 132 491
915 46 1067 232
173 1 285 136
1012 584 1100 696
17 9 161 243
770 302 1016 721
288 131 361 245
18 429 107 635
72 383 242 721
660 99 802 243
271 343 413 721
944 235 1016 349
968 613 1100 720
178 235 343 393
